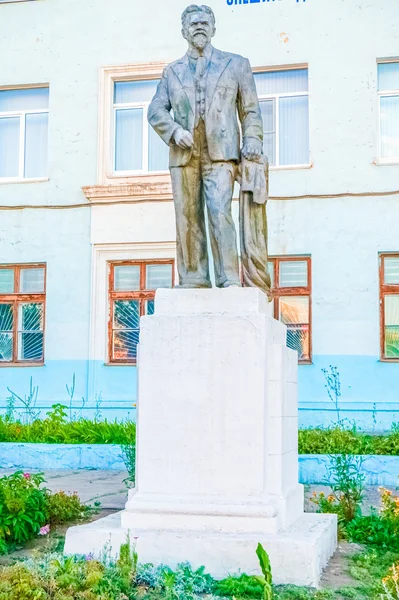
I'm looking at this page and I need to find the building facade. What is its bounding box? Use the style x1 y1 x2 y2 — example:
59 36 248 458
0 0 398 429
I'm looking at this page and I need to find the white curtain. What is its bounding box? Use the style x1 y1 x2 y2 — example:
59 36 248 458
279 95 309 165
115 108 143 171
380 96 399 159
24 113 48 178
0 116 19 177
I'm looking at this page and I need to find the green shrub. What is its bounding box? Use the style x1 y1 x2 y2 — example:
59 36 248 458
0 404 136 445
0 470 94 554
214 573 264 598
299 425 399 456
310 454 365 526
0 471 47 549
45 490 92 526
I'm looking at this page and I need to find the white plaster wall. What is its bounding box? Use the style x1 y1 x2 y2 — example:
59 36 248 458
0 0 398 413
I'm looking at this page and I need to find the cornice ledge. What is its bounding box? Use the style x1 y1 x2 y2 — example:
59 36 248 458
82 177 173 203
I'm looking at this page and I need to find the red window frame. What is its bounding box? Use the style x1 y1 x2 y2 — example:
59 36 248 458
268 256 312 364
379 253 399 361
108 259 175 364
0 263 46 366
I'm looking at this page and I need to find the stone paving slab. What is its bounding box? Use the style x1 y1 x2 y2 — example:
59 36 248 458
0 469 129 510
0 469 392 513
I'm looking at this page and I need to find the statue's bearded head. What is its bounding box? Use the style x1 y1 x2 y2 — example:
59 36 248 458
181 4 216 51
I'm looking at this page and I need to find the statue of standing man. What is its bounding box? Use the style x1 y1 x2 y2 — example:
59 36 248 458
148 4 271 294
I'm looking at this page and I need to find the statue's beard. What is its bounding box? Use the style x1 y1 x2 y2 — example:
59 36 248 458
192 33 208 49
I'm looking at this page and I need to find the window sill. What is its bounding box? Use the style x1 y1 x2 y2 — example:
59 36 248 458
270 163 312 171
0 0 37 3
0 361 45 367
379 358 399 363
0 177 49 185
299 360 313 366
104 362 136 367
374 159 399 167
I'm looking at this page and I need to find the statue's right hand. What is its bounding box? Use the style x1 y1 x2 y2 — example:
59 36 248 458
174 128 194 149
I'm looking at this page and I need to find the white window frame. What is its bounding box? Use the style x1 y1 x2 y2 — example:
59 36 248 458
98 63 168 186
254 65 310 170
0 84 49 183
377 59 399 165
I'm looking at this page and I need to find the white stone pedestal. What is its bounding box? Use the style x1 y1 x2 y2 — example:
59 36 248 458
65 288 336 586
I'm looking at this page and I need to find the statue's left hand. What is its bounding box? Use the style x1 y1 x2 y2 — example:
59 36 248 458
242 139 263 161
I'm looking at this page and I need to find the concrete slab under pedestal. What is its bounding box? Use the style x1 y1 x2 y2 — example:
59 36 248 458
64 510 337 587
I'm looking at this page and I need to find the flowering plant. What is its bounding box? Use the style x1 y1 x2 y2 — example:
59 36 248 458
381 564 399 599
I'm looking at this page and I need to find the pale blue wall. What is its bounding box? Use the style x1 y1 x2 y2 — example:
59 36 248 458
0 0 398 429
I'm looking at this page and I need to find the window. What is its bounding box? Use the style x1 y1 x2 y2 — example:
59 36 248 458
108 260 174 363
380 254 399 359
378 62 399 161
0 264 46 364
268 257 311 362
254 68 309 167
0 87 49 180
113 80 169 174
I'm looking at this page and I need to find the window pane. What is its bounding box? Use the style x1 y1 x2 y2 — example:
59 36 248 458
114 265 140 291
254 69 308 95
279 261 308 287
259 99 275 166
279 95 309 165
0 304 13 361
148 123 169 171
113 330 139 360
146 264 173 290
0 87 49 112
279 296 310 361
24 113 48 178
384 257 399 284
145 299 155 315
0 269 14 293
112 299 140 360
385 295 399 357
0 116 19 178
380 96 399 159
115 108 143 171
267 261 275 289
378 63 399 92
20 268 45 293
17 303 44 361
114 80 159 104
113 299 140 329
279 296 309 324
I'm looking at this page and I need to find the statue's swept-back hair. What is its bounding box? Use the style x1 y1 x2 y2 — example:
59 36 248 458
181 5 216 30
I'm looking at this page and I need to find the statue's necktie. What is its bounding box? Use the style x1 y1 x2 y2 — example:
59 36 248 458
194 56 207 125
195 55 207 81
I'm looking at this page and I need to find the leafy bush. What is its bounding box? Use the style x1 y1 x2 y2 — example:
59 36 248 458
136 561 214 599
45 490 92 526
121 442 136 487
0 471 47 550
214 573 264 598
0 471 92 554
310 454 365 525
299 425 399 456
0 404 136 445
345 486 399 551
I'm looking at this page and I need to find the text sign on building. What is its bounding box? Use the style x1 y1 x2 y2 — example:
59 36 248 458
227 0 306 4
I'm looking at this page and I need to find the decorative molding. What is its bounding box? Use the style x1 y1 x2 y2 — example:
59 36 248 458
83 174 172 203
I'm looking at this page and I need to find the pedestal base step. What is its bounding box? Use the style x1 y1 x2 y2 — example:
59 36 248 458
64 511 337 587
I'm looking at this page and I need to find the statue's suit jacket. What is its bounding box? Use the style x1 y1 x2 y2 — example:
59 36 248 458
148 47 263 167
